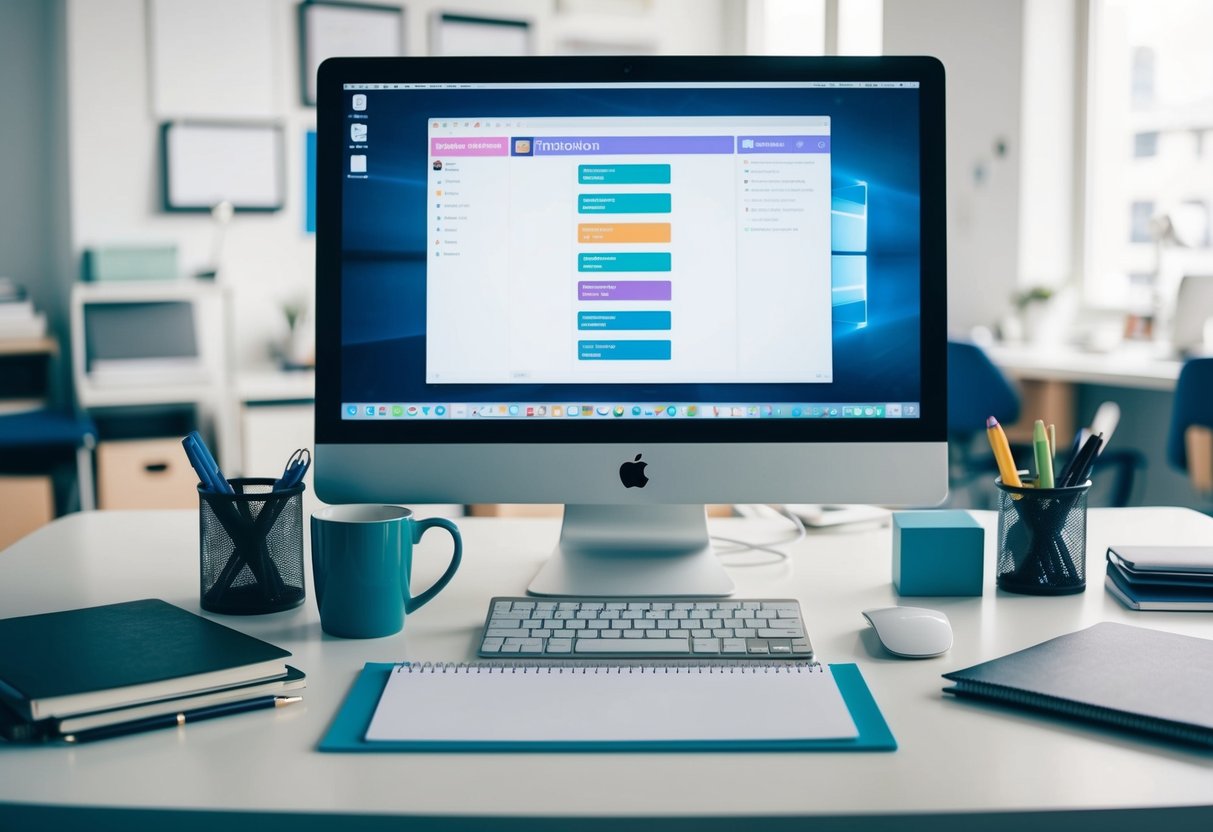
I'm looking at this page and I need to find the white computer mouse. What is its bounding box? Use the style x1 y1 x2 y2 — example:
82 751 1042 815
861 606 953 658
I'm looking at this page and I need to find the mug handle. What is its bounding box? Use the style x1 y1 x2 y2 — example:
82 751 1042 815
404 517 463 613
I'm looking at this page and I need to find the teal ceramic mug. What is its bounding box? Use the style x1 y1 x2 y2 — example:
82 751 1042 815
310 505 462 638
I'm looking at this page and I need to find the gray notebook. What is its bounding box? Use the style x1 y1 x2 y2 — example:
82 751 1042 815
943 622 1213 747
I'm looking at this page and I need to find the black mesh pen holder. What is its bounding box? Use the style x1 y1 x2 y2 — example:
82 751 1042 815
198 478 306 615
995 478 1091 595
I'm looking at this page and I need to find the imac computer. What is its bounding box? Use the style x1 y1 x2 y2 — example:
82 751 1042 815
314 56 948 597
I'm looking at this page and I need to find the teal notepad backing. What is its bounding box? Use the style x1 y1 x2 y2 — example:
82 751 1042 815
318 662 895 752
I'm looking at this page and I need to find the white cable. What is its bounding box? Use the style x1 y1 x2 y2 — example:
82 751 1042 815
710 504 806 567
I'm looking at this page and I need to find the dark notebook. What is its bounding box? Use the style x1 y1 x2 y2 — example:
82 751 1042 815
942 622 1213 748
0 599 291 721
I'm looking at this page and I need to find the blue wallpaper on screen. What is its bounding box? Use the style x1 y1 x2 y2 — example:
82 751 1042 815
339 87 920 403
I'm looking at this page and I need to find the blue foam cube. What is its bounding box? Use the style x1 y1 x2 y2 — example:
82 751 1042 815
892 510 984 596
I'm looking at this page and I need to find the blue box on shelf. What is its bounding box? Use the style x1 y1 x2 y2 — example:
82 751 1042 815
892 510 984 596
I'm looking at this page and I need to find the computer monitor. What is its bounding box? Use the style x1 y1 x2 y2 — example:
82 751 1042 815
315 56 948 597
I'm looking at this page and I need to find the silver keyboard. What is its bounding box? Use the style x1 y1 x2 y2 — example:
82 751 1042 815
477 597 813 659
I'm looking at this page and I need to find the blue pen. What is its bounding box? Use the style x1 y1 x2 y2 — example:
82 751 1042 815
274 449 311 491
183 434 225 493
186 431 234 494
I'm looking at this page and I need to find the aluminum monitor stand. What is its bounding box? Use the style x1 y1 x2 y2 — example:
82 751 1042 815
527 504 735 597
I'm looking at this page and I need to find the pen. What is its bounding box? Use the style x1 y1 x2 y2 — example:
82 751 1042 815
1089 402 1120 455
1033 420 1054 488
1048 423 1056 466
986 416 1022 487
62 695 302 744
1066 432 1104 487
183 431 234 494
182 434 223 493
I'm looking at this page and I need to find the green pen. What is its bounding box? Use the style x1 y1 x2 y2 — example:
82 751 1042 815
1033 419 1055 488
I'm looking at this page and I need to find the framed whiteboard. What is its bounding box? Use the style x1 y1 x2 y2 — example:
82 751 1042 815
160 121 285 212
299 1 404 106
429 13 532 57
148 0 276 118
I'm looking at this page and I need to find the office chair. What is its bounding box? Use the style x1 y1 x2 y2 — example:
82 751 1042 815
946 340 1021 506
946 339 1143 508
0 409 97 512
1166 357 1213 499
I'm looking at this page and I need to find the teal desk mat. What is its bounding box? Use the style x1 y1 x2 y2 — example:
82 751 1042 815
318 662 896 752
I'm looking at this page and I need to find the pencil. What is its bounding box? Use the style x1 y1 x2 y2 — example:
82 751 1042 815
1033 420 1055 488
986 416 1022 487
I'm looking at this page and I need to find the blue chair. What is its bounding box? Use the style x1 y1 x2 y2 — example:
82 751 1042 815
0 410 97 511
946 340 1021 505
1167 357 1213 498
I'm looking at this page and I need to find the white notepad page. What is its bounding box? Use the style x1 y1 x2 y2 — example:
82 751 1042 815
365 663 858 743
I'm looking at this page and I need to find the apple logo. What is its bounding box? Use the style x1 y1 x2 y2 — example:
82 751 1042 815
619 453 649 488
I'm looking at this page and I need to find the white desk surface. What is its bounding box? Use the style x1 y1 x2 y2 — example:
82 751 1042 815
2 508 1213 829
988 342 1183 391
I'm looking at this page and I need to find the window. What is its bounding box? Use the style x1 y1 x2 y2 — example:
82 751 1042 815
1084 0 1213 308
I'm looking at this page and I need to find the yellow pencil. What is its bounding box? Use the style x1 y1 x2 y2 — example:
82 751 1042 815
986 416 1022 487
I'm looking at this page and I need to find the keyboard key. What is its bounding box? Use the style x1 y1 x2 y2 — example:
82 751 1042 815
486 628 521 638
691 629 712 639
575 639 688 654
623 630 644 639
600 629 622 638
693 638 720 653
792 641 814 655
487 619 521 629
611 619 631 629
481 637 504 652
532 629 552 638
518 639 543 654
635 619 655 630
657 620 679 629
758 628 804 639
769 641 793 654
645 629 667 638
546 639 573 653
713 628 734 639
746 639 770 654
722 638 748 653
578 629 598 638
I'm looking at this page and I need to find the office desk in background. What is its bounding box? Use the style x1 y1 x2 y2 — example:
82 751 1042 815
2 509 1213 830
986 342 1196 508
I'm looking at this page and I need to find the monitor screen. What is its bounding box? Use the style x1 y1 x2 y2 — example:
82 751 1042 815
327 72 934 437
315 57 945 512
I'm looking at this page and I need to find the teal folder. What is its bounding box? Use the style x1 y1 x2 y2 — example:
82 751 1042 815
318 662 895 752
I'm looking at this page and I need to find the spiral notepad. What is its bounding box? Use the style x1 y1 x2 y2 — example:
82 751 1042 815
365 662 858 744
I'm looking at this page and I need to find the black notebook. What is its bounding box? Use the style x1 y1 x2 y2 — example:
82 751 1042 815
942 622 1213 748
0 599 291 721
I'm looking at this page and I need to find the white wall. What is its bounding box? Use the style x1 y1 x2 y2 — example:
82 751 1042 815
64 0 732 370
884 0 1026 333
1 0 72 403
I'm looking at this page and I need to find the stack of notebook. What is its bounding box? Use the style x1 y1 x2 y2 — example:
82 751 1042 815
1105 545 1213 611
0 599 304 742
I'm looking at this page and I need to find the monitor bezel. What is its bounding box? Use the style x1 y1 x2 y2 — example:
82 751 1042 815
315 55 946 446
